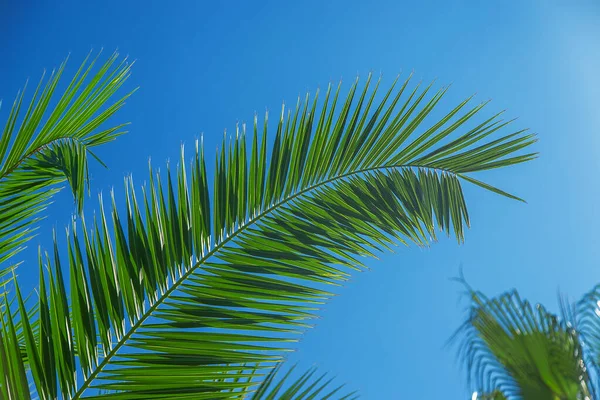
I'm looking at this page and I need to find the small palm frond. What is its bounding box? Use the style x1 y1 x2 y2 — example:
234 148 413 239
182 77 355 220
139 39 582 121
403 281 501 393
5 74 535 398
248 364 357 400
213 363 356 399
452 281 593 399
0 51 135 277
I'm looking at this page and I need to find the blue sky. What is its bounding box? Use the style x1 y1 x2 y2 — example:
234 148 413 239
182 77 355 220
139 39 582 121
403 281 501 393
2 0 600 398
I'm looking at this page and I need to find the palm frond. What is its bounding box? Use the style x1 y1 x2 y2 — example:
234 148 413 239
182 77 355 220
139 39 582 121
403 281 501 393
211 363 357 400
6 74 535 398
247 364 357 400
0 51 135 277
451 280 593 399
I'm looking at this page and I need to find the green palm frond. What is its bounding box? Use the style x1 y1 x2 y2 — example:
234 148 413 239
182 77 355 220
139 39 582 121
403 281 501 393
4 74 535 399
213 363 357 399
248 364 357 400
0 51 135 278
452 280 593 399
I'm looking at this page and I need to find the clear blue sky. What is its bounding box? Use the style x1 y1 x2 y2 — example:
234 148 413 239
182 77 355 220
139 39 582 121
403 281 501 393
2 1 600 398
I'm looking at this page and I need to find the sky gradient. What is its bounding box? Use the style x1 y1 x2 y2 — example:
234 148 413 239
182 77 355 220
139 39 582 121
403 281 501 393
2 1 600 397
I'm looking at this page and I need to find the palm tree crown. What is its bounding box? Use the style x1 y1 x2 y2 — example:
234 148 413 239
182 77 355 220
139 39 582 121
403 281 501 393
452 275 600 400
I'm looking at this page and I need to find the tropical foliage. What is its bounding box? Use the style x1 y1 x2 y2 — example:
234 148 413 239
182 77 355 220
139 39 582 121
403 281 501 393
0 53 535 399
235 364 358 400
453 276 600 399
0 51 134 290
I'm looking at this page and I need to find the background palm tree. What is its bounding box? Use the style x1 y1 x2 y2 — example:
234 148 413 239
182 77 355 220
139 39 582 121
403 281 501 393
452 275 600 399
0 54 535 399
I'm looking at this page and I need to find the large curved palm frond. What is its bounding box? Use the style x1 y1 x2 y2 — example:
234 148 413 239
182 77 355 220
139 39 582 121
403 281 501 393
0 51 135 284
5 74 535 399
452 282 593 399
